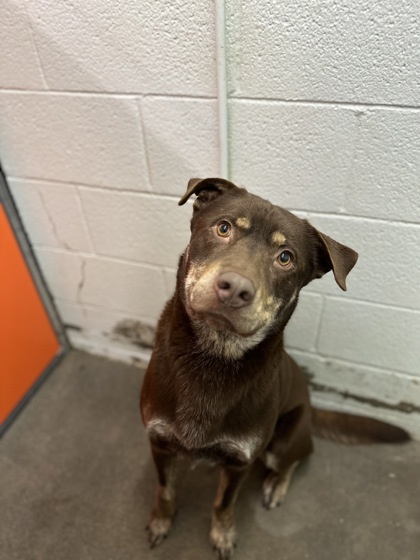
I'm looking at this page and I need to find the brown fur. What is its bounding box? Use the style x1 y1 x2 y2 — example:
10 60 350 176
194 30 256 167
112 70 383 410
140 178 409 559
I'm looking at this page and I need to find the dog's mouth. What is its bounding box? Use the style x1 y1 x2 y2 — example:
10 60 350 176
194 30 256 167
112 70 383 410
187 304 264 338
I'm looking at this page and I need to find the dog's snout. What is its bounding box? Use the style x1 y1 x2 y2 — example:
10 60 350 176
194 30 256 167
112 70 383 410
214 272 255 308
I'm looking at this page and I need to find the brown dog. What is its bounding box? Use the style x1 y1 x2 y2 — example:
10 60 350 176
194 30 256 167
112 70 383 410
140 178 408 559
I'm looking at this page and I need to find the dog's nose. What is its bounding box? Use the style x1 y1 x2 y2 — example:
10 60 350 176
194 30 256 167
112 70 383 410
214 272 255 308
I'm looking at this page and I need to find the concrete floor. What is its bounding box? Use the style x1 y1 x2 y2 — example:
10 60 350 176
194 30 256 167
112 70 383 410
1 350 419 560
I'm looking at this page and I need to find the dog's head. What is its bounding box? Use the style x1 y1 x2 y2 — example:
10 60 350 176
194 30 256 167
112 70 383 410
179 178 358 357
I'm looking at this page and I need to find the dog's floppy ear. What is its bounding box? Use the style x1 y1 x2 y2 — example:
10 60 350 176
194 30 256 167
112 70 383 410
313 229 358 291
178 177 239 207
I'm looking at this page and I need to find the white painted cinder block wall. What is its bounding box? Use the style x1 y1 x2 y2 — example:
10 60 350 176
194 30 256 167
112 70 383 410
1 1 419 436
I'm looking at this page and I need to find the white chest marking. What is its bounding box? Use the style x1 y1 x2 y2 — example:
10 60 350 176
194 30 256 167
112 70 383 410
215 435 262 461
146 417 261 462
146 417 172 438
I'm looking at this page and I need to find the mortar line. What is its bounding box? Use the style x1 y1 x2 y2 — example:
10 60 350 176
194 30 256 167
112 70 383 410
309 290 420 314
215 0 229 178
7 176 182 200
319 294 420 315
33 246 175 272
55 296 158 323
289 208 420 228
2 88 418 110
231 96 420 112
0 88 216 100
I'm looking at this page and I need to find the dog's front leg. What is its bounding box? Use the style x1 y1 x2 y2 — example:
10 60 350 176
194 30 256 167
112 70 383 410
146 440 178 548
210 464 249 560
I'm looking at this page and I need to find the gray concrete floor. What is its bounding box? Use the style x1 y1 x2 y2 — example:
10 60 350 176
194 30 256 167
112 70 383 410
1 350 419 560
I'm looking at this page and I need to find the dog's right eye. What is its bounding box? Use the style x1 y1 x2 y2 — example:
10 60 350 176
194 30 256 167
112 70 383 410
216 221 231 237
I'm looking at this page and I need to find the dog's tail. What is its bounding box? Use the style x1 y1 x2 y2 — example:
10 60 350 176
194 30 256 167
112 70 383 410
311 407 410 444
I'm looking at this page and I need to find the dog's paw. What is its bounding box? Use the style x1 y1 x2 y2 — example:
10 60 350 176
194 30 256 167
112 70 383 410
262 462 298 509
146 514 173 548
262 471 289 509
210 523 237 560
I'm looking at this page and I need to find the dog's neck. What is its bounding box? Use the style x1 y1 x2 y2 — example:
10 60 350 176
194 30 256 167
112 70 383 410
161 290 290 448
191 320 273 361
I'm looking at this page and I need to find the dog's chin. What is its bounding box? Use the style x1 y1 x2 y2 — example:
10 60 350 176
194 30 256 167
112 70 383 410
187 306 260 338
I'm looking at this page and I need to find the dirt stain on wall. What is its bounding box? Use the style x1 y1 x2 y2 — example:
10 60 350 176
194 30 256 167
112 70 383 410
112 319 156 350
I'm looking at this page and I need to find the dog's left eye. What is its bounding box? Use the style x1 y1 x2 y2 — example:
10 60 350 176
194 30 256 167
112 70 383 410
277 251 293 266
216 221 231 237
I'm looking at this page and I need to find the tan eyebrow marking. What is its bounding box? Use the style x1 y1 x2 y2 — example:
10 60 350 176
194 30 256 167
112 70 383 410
235 217 251 229
272 231 286 245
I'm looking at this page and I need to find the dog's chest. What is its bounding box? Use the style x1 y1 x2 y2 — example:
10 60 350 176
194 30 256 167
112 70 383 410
146 417 261 466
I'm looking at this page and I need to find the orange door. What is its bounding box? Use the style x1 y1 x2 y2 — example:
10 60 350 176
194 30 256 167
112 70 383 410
0 203 61 427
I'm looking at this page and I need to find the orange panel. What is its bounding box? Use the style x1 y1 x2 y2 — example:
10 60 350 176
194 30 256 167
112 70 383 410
0 204 60 424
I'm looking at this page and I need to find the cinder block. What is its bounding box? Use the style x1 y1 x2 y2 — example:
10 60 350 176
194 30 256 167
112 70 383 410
25 1 217 95
284 292 324 352
317 298 420 376
0 93 148 190
229 101 357 212
79 189 191 268
227 0 420 105
141 97 219 194
81 257 167 318
9 178 91 252
341 109 420 223
230 102 420 222
302 215 420 311
0 2 45 89
34 248 83 302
